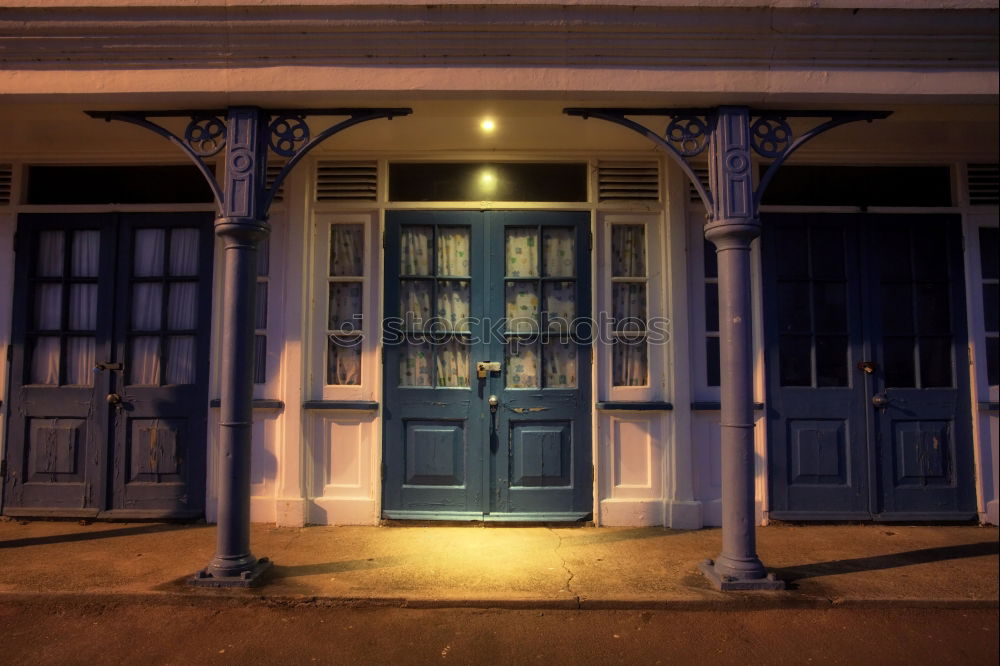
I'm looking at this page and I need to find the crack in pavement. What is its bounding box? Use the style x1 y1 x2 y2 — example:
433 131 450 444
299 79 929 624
549 527 575 594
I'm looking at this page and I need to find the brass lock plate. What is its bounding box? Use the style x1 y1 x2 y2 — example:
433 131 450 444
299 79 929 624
476 361 502 378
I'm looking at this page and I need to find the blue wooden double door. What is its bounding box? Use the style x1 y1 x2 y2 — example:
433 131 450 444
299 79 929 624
382 211 593 520
3 213 214 518
763 213 976 520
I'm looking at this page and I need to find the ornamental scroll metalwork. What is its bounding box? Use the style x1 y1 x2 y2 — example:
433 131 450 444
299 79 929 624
85 108 412 217
563 107 891 219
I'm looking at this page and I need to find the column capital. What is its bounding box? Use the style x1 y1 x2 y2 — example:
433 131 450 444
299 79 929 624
704 218 760 248
214 216 271 243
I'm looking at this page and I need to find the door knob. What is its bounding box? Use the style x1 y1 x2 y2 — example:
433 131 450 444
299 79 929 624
106 393 123 405
871 393 889 409
488 395 499 413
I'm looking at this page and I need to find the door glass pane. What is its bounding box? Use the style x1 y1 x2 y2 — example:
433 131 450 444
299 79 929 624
506 339 540 388
543 281 575 333
68 284 97 330
775 227 807 279
704 283 719 333
254 334 267 385
132 284 162 330
400 280 432 328
779 335 812 387
813 282 847 332
130 336 160 385
986 336 999 386
913 226 946 282
506 282 539 333
400 226 433 275
169 229 200 276
777 281 810 333
706 337 721 387
815 335 848 387
613 283 647 327
399 341 431 387
30 336 60 384
543 227 575 277
34 284 62 329
505 228 538 277
883 336 916 388
980 228 999 280
65 337 95 386
544 341 577 388
166 336 195 384
71 231 100 277
435 338 470 388
328 336 361 386
436 227 470 276
255 281 268 329
809 228 845 279
167 283 197 330
36 231 65 277
329 282 363 330
133 229 165 277
984 284 999 332
437 280 470 331
919 337 953 388
331 224 364 276
915 283 951 335
880 284 914 335
612 339 647 386
877 230 911 281
611 225 645 277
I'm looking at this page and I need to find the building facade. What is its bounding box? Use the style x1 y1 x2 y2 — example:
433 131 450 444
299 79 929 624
1 1 997 529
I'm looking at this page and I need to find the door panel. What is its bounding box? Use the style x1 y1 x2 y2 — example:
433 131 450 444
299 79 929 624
383 211 592 520
3 212 213 518
764 213 976 520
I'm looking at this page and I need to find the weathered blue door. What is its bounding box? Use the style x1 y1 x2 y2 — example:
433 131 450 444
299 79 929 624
382 211 592 520
3 213 214 518
764 213 976 520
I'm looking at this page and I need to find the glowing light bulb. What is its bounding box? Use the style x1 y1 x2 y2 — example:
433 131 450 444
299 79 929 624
480 118 496 133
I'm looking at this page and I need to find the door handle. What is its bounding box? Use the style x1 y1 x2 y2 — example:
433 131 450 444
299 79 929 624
488 395 499 413
872 393 889 409
477 361 502 379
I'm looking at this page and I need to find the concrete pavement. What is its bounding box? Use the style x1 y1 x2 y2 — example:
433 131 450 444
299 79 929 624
0 519 996 610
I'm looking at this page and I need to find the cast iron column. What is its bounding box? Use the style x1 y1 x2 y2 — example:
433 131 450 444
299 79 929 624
193 107 272 586
697 107 782 589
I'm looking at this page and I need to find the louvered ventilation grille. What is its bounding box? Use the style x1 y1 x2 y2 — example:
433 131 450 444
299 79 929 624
266 163 285 203
0 164 11 205
316 161 378 201
597 162 659 202
968 164 999 205
688 166 710 204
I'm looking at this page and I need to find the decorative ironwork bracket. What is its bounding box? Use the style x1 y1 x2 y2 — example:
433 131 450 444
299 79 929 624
85 107 412 218
563 107 891 219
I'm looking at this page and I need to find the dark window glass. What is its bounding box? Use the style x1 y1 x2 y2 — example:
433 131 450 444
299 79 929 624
986 336 999 386
912 225 948 282
984 284 999 333
883 336 916 388
810 228 845 279
703 239 718 279
919 337 953 388
881 284 914 335
27 165 214 204
777 281 811 333
775 227 809 279
388 163 587 202
706 337 720 387
980 228 999 280
779 335 812 387
704 283 719 333
760 166 952 207
915 283 951 335
253 335 267 384
813 282 847 332
815 335 849 387
877 230 912 281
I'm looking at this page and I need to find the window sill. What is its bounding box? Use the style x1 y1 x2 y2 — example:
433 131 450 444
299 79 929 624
209 399 284 410
596 401 673 411
303 400 379 411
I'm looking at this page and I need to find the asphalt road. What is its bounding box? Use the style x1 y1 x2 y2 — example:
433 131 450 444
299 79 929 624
1 599 996 665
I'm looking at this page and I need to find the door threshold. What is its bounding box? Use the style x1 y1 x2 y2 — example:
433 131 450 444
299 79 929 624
382 510 591 525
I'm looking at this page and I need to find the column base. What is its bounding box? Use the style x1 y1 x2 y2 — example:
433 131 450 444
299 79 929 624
189 557 273 588
698 559 785 591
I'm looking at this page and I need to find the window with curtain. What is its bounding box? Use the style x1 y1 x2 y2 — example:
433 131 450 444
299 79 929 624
29 229 100 386
327 224 364 385
254 237 270 384
128 227 200 386
704 238 721 387
610 224 648 387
